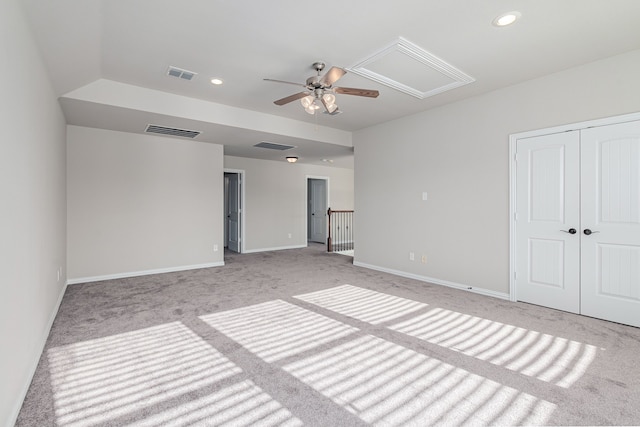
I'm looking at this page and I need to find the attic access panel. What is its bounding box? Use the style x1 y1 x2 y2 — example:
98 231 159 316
349 37 475 99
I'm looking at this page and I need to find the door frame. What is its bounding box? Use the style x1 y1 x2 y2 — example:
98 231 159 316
509 111 640 302
224 168 245 254
306 175 330 244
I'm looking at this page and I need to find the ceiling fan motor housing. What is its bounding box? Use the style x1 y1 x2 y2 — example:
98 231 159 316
306 76 323 88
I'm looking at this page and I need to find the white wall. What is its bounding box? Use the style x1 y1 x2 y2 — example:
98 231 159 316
0 0 68 424
224 156 354 252
67 126 224 281
354 49 640 296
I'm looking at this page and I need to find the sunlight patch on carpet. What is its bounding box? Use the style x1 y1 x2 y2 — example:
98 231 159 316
294 284 427 324
296 285 597 388
200 300 357 362
47 321 298 426
390 307 598 388
283 334 556 426
128 380 302 427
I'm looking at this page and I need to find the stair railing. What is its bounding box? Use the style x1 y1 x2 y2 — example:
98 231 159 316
327 208 354 253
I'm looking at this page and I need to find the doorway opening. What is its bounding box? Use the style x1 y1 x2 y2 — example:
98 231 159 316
224 170 244 254
307 177 329 245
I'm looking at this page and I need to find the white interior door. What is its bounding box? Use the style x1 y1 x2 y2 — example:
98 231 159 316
309 179 327 243
580 120 640 327
227 173 241 253
515 131 581 313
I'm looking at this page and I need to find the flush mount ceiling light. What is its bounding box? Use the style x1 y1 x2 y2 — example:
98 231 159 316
492 11 521 27
286 156 298 163
210 78 223 85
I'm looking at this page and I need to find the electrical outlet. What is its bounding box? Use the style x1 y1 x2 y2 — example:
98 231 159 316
421 255 427 264
409 252 415 261
288 233 292 239
213 244 219 252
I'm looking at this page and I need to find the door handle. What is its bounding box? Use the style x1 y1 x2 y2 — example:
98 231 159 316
583 229 600 235
561 228 577 234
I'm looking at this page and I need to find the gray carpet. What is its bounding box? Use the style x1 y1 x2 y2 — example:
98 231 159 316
16 243 640 426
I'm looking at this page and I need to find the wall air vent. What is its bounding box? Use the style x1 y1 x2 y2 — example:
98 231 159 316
145 124 201 139
254 141 296 151
167 66 197 81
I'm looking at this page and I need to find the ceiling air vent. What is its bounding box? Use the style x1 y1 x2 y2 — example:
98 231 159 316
254 141 296 151
145 124 201 139
167 66 197 81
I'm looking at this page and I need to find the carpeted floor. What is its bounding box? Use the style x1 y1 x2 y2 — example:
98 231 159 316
16 243 640 426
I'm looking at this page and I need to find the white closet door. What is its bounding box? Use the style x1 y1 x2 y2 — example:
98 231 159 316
515 131 581 313
580 120 640 328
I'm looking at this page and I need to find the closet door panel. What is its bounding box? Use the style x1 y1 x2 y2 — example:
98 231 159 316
515 131 581 313
581 120 640 328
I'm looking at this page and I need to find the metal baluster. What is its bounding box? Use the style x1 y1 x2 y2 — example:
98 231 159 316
338 212 344 251
339 212 342 252
341 212 344 252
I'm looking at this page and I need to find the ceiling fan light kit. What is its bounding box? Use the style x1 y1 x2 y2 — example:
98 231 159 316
301 95 320 114
265 61 379 116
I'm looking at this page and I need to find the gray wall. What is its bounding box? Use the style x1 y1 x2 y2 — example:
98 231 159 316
224 156 354 252
0 0 68 423
67 126 224 281
354 49 640 295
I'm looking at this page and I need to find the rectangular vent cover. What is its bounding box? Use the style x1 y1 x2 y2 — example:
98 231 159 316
145 124 201 139
254 141 296 151
167 66 197 81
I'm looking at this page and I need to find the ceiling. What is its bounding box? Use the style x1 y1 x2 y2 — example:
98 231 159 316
21 0 640 168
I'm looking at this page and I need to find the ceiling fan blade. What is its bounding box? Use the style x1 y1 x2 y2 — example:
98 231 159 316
264 78 307 88
274 92 309 106
334 87 380 98
319 67 346 86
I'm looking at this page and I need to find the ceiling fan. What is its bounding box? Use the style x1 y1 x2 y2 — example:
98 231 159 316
264 61 379 115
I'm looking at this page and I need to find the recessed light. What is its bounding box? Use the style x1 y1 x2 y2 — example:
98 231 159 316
321 159 334 163
286 156 298 163
492 11 521 27
210 78 223 85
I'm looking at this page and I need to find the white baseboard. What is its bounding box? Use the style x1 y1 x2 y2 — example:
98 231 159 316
243 244 307 254
10 280 68 427
67 261 225 285
353 261 510 301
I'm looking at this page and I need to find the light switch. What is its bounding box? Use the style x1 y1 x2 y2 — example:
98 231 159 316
422 192 428 201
